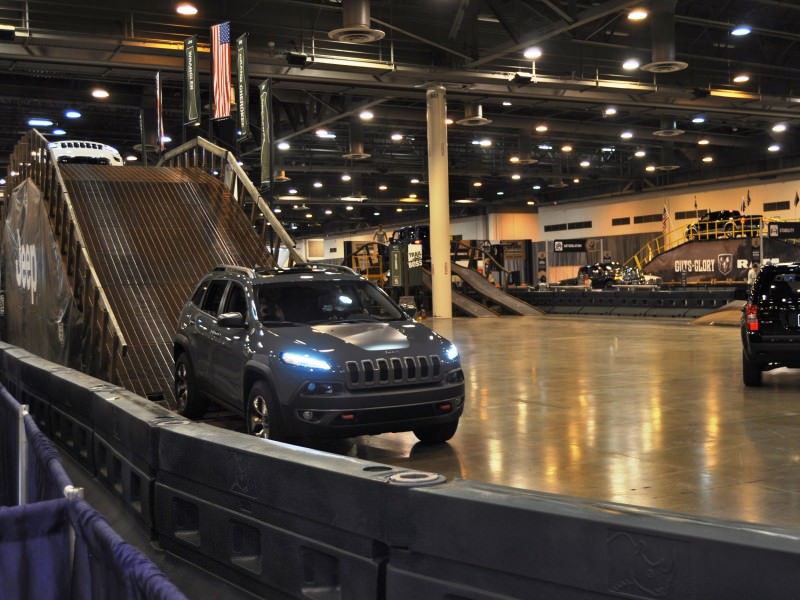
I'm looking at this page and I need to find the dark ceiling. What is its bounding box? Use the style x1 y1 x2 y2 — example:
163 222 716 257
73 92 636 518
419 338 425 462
2 0 800 236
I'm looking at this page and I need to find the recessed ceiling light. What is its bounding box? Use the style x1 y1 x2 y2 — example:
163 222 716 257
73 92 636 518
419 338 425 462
445 118 454 125
620 131 633 139
692 115 705 124
28 118 53 127
305 213 313 219
733 73 750 84
346 205 355 211
731 24 752 36
277 141 290 150
538 144 552 150
622 58 640 71
325 209 333 215
51 128 66 136
768 144 781 152
390 133 403 141
64 110 81 119
634 149 646 157
288 188 298 195
532 184 542 190
573 177 580 183
523 47 542 60
502 101 512 107
535 124 548 133
702 156 714 163
645 165 656 172
410 177 420 184
604 106 617 116
125 154 138 162
160 135 172 143
274 207 282 213
580 160 590 167
772 123 787 133
313 181 323 188
698 138 710 145
91 88 109 99
378 184 388 191
473 181 482 187
509 156 520 164
627 8 648 21
373 211 380 216
527 200 535 206
176 3 198 15
395 207 402 213
359 110 374 120
602 147 615 152
479 138 492 147
497 191 504 196
511 173 521 180
341 173 351 182
409 193 418 199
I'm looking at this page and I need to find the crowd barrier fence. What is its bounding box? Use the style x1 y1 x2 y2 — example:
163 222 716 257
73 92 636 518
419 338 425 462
3 340 800 599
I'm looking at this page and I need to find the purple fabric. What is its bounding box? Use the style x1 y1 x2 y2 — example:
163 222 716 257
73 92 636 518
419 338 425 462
25 414 72 502
0 498 73 600
0 384 21 505
69 499 188 600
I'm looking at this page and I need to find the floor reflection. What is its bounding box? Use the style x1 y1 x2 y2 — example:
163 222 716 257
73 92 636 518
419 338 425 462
327 315 800 528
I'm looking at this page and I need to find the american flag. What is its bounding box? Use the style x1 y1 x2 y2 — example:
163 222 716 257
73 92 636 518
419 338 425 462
211 22 231 120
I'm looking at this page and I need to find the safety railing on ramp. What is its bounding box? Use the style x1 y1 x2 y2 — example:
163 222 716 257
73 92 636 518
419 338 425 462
7 130 127 385
158 137 303 265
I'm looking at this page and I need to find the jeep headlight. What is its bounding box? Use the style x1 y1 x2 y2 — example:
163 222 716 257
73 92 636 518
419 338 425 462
280 351 332 371
445 344 459 361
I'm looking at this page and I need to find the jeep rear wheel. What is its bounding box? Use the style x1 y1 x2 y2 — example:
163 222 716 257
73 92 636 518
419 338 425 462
742 351 763 387
413 420 459 444
174 353 209 418
246 381 287 441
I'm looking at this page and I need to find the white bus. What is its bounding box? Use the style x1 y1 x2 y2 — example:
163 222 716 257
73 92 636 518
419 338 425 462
48 140 124 166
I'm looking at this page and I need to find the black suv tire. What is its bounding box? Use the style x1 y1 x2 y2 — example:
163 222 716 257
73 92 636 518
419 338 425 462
247 380 287 441
413 420 459 444
742 350 763 387
174 353 210 418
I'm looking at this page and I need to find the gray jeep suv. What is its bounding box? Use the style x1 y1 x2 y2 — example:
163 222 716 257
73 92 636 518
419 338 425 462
173 264 465 442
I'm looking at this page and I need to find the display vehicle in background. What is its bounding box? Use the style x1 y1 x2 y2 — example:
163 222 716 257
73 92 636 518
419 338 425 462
173 263 465 443
48 140 124 166
685 210 761 241
741 262 800 386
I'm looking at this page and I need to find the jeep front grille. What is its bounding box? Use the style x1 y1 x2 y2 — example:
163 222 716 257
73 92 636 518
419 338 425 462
345 355 441 388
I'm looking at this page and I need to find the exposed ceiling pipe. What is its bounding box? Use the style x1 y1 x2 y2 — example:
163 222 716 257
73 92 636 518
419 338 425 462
641 0 688 73
329 0 385 44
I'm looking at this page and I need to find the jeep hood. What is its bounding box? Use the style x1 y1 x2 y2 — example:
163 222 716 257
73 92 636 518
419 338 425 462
309 321 439 351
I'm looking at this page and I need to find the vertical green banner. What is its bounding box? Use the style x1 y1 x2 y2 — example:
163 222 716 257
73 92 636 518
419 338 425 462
184 35 201 126
259 79 274 190
236 34 250 140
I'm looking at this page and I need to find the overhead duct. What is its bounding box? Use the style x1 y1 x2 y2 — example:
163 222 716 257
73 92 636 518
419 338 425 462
456 103 492 126
342 118 371 160
329 0 385 44
641 0 688 73
653 117 685 137
655 142 681 171
273 169 291 182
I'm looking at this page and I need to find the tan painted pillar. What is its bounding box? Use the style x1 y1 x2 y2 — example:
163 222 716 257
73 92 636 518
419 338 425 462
426 85 453 318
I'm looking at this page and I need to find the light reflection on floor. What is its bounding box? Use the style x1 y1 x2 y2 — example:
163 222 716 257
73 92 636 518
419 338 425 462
328 315 800 528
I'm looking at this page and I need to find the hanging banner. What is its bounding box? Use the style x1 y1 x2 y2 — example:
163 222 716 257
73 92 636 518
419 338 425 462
236 33 250 141
259 79 274 190
184 35 201 126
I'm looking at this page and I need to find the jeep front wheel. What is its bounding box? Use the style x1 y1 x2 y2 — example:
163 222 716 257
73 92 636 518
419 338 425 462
413 420 459 444
246 381 287 441
174 353 209 418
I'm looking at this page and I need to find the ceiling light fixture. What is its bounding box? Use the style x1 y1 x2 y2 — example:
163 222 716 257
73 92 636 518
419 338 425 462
277 141 290 150
732 73 750 84
604 106 617 116
645 165 656 172
702 156 713 163
692 115 705 124
28 118 54 127
527 200 536 206
341 173 351 182
627 8 648 21
535 124 548 133
359 110 374 121
473 181 482 187
176 3 198 15
620 131 634 139
313 181 323 188
538 144 552 150
731 24 752 36
91 88 109 99
378 184 388 191
768 144 781 152
125 155 138 162
511 174 521 180
622 58 640 71
64 110 81 119
580 160 590 167
561 144 573 152
502 101 512 107
390 133 403 141
697 138 710 145
772 123 787 133
634 149 646 158
410 177 420 184
51 128 66 136
325 209 333 215
523 47 542 60
532 184 542 190
509 156 520 164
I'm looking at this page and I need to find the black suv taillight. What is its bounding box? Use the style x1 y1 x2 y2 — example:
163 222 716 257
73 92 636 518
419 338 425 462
745 303 759 332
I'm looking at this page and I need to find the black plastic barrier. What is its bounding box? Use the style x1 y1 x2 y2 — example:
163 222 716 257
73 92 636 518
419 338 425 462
4 340 800 599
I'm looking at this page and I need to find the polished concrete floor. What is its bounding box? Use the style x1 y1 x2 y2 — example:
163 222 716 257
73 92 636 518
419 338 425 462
331 314 800 529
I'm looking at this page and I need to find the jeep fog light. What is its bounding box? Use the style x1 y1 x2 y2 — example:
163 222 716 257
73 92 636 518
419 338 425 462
300 410 319 422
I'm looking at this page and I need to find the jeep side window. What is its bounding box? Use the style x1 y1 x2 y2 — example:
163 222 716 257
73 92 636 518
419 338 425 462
191 281 209 306
201 280 228 316
223 282 247 316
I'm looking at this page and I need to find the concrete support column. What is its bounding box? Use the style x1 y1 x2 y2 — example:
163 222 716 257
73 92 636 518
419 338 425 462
426 85 453 318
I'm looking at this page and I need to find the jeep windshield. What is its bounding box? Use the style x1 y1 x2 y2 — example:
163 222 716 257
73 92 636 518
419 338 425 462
254 280 406 324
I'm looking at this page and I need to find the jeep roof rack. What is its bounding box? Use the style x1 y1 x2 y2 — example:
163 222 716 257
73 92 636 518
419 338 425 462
254 262 361 277
213 264 256 277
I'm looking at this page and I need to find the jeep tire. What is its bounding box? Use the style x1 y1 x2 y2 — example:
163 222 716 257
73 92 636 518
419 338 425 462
413 420 459 444
742 350 763 387
247 380 287 441
174 353 210 418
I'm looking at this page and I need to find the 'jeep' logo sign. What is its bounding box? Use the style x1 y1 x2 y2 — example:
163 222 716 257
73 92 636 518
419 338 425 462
15 239 37 304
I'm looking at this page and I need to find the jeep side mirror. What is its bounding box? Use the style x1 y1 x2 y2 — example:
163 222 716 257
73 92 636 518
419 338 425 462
217 312 246 328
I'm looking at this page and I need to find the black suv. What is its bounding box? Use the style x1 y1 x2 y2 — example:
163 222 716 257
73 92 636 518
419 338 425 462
685 210 762 241
741 262 800 386
173 264 465 442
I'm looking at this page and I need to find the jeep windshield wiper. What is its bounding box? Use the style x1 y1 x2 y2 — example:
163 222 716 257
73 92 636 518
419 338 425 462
261 320 302 327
